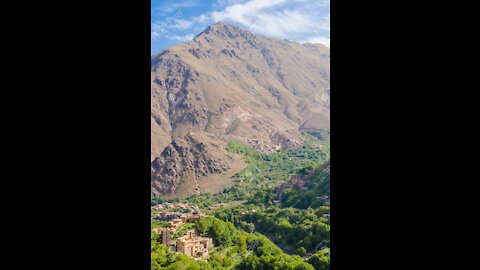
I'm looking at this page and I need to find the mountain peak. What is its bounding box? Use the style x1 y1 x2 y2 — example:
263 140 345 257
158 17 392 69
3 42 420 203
210 21 230 28
195 21 252 39
208 21 237 31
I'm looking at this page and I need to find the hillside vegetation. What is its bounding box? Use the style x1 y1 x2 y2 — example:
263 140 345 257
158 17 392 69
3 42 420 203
151 217 315 270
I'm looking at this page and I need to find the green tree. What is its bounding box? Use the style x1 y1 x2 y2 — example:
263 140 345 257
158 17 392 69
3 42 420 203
307 248 330 270
297 247 307 256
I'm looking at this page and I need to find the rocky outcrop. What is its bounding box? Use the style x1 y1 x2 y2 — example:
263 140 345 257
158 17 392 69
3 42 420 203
151 133 245 198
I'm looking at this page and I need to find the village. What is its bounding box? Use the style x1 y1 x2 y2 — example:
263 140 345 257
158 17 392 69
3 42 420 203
152 208 214 260
151 201 242 214
151 202 198 211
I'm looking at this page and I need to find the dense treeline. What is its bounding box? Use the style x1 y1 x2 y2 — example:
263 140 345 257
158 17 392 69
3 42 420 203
214 204 330 252
211 162 331 269
237 233 315 270
281 165 330 209
225 141 329 200
244 207 330 254
308 248 330 270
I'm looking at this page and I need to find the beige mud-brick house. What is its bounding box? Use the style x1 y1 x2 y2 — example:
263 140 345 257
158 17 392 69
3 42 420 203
187 212 206 222
180 213 188 223
176 229 197 257
169 218 185 229
156 227 176 245
176 229 214 259
155 218 186 245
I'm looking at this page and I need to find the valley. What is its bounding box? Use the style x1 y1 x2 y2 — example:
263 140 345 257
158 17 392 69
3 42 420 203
151 21 330 270
151 132 330 269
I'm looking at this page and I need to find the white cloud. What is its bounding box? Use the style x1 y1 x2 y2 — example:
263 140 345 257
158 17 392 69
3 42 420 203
211 0 285 25
197 14 210 23
152 0 198 16
165 34 195 42
253 9 315 37
313 13 330 33
209 0 329 41
170 19 194 30
151 8 188 40
303 36 330 47
214 0 248 8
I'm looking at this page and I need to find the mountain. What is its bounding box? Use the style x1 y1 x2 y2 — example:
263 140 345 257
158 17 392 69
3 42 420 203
151 22 330 198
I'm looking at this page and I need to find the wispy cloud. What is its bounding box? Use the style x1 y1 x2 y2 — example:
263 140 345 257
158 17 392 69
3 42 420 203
211 0 286 25
151 9 186 41
210 0 329 41
152 0 199 16
165 34 195 42
252 9 316 37
170 19 194 30
303 36 330 47
151 0 330 52
214 0 248 8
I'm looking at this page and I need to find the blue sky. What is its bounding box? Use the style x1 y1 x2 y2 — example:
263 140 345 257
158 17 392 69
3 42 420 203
151 0 330 54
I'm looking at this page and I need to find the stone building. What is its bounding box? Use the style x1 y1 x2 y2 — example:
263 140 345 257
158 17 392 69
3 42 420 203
154 211 181 221
155 218 186 245
176 229 214 259
187 211 206 222
169 218 184 229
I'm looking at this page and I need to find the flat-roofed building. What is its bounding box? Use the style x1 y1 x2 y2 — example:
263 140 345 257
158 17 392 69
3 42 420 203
176 229 213 259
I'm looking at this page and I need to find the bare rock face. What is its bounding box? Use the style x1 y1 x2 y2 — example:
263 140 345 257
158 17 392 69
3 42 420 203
151 22 330 198
151 133 245 198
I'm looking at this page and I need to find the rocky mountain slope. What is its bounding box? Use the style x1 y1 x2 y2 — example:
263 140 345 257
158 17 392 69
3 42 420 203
151 22 330 197
151 132 245 198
